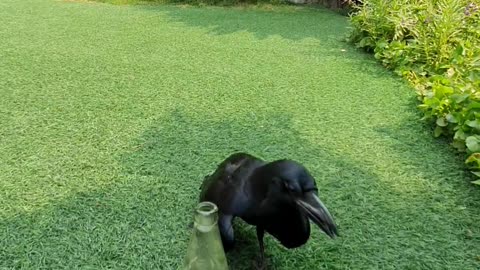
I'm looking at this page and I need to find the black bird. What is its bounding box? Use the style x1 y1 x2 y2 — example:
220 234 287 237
199 152 338 267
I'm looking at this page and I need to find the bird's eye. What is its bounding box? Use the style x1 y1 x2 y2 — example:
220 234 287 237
284 182 296 192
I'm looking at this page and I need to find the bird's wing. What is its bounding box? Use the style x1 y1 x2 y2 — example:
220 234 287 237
199 152 263 216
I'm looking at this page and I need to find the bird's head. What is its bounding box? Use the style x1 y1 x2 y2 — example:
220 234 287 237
265 160 338 238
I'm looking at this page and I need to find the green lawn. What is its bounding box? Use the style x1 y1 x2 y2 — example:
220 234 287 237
1 0 480 269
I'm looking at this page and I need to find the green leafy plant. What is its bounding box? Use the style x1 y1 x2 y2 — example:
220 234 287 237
348 0 480 185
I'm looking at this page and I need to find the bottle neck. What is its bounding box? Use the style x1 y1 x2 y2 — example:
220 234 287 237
194 201 219 233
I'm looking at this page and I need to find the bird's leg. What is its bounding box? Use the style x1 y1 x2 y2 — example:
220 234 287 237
257 227 265 263
218 215 235 252
254 226 266 270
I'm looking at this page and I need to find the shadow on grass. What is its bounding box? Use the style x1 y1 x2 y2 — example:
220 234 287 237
116 1 387 83
0 109 379 269
132 3 350 42
2 108 480 269
117 109 373 269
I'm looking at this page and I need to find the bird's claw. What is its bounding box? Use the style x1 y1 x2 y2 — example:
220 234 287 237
251 257 266 270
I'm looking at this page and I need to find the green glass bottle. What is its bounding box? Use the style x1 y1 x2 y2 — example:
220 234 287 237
182 201 229 270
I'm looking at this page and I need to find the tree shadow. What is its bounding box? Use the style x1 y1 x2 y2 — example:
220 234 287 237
113 1 399 83
0 109 378 269
132 3 350 43
78 108 480 269
2 108 480 269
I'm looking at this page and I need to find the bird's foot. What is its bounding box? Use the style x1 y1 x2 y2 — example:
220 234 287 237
251 256 267 270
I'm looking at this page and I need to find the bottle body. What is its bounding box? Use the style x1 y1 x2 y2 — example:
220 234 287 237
183 201 229 270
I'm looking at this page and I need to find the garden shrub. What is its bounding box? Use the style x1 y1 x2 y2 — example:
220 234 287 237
348 0 480 185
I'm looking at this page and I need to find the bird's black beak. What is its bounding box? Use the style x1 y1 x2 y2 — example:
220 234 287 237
296 192 338 238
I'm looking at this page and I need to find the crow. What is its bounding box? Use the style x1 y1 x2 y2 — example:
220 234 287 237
199 152 338 268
